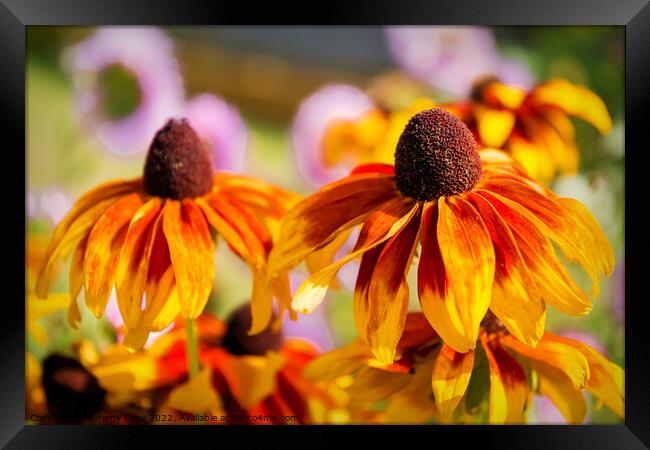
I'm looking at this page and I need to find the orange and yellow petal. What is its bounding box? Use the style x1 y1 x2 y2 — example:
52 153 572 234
478 190 592 315
481 335 528 424
83 193 143 318
35 180 140 298
474 105 516 148
163 200 214 319
501 334 590 391
116 198 163 330
465 192 545 347
528 78 613 135
542 333 624 418
419 202 474 353
291 199 419 316
419 196 495 353
535 362 587 424
365 204 422 364
268 173 399 278
431 344 475 418
482 81 527 110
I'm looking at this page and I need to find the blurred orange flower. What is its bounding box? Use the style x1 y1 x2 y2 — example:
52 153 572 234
443 78 613 182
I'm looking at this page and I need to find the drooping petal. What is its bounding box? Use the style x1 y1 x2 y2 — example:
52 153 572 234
353 244 385 344
481 335 528 424
366 205 422 364
432 344 475 418
528 78 613 134
291 199 419 315
305 228 352 288
419 201 475 353
268 173 399 278
212 172 301 220
465 192 545 347
478 190 592 315
480 175 611 297
35 181 139 299
68 236 88 329
427 196 495 352
535 362 587 424
557 197 615 292
196 197 251 263
542 333 624 418
163 200 215 319
501 334 590 391
37 180 140 262
115 198 163 330
206 194 272 268
83 193 143 318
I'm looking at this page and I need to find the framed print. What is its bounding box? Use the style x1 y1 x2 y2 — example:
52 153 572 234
2 0 650 447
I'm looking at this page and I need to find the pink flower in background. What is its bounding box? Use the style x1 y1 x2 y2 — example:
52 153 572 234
184 94 248 171
27 186 73 225
291 84 374 187
67 27 185 155
535 395 592 424
384 26 533 97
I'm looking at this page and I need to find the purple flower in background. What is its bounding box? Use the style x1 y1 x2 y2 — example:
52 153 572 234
27 186 73 225
384 26 533 97
535 395 591 424
291 84 375 187
67 27 185 155
184 94 248 171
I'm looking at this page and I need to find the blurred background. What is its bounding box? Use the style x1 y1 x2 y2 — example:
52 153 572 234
26 26 624 424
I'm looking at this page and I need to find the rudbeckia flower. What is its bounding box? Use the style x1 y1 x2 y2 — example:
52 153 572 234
89 306 339 424
444 78 613 181
268 108 614 363
35 118 299 350
67 27 185 155
305 313 624 424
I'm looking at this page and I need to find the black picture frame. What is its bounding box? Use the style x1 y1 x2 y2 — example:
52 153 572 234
4 1 649 448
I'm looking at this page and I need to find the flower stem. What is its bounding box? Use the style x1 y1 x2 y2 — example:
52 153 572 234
185 318 200 378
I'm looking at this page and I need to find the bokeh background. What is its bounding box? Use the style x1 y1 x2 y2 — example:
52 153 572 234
26 26 624 424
